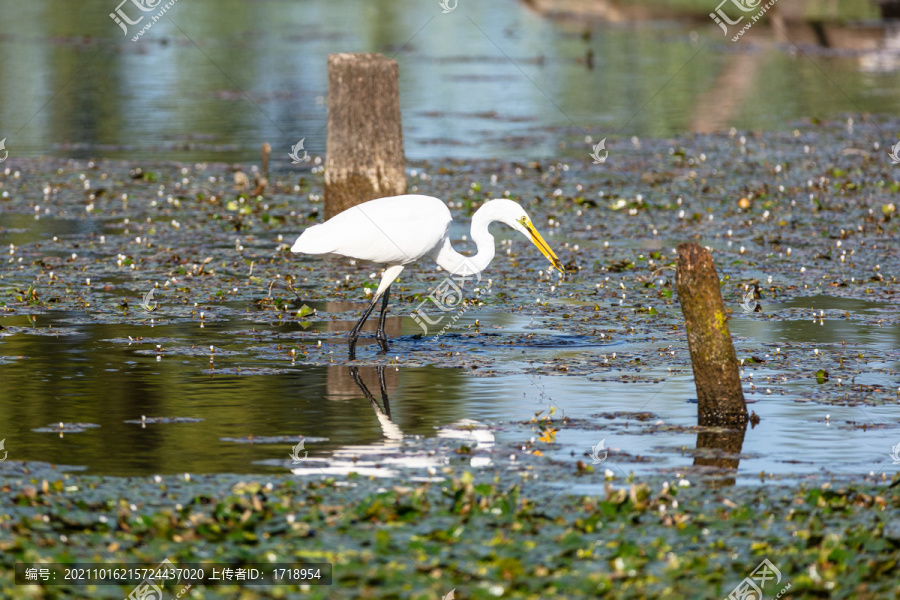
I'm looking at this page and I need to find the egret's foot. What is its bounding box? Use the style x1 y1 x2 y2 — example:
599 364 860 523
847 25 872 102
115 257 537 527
375 334 390 353
348 338 359 360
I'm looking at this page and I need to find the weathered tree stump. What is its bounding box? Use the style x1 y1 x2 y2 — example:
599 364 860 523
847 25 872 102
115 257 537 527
324 53 407 220
675 242 748 426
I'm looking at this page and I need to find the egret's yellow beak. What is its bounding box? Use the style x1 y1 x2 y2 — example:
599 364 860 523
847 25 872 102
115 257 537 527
521 218 565 273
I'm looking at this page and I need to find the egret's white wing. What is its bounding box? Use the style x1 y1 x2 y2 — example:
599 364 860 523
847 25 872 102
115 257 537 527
291 195 451 265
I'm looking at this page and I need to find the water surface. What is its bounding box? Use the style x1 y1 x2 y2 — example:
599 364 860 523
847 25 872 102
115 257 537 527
2 300 897 486
1 0 899 163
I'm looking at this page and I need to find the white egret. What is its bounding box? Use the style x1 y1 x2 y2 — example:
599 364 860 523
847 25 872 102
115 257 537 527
291 194 563 357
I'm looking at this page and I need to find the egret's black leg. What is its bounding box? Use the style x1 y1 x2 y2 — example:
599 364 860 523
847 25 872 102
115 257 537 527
348 265 404 359
375 285 391 353
348 294 381 360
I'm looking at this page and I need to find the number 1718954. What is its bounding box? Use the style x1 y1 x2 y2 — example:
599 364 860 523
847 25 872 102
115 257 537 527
273 568 322 581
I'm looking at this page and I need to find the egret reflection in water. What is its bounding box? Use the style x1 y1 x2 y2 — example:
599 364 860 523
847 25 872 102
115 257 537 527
290 366 496 477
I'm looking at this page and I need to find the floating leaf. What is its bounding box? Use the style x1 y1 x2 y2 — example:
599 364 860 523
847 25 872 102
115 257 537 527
537 428 557 443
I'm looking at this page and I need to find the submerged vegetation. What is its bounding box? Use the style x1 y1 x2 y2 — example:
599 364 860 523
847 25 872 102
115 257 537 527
1 465 899 599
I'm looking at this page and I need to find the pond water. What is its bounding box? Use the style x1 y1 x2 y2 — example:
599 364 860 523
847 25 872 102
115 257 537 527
1 0 900 163
1 2 899 489
1 297 897 486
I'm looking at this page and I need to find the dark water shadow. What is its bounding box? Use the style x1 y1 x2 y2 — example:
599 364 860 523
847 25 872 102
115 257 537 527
693 424 749 488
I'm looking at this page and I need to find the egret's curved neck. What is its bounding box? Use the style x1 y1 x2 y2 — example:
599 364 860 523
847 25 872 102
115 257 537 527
434 204 499 277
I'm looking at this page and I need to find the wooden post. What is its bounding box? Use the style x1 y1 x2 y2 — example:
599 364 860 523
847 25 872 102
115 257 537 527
675 243 748 425
324 53 407 220
261 142 271 177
